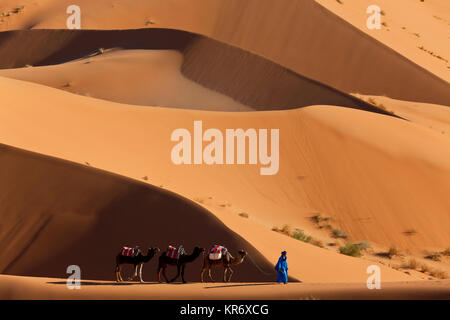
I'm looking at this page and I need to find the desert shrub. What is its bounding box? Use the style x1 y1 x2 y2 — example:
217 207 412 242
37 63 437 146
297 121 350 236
404 258 418 270
430 269 448 279
310 239 325 248
355 241 371 251
388 246 399 258
311 214 323 224
238 212 249 218
193 197 204 204
272 225 292 236
419 263 430 274
368 97 377 105
425 253 441 261
404 229 418 236
442 248 450 256
292 229 312 243
332 229 348 239
13 6 25 13
339 243 361 257
280 225 292 236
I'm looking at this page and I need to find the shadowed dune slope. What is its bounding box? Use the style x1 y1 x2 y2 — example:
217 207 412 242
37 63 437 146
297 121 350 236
0 143 280 282
210 0 450 105
0 28 391 114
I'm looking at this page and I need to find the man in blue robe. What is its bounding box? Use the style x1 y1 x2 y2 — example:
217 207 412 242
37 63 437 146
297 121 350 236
275 251 288 284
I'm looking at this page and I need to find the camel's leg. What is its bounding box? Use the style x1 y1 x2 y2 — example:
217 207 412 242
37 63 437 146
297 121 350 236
227 268 234 282
115 264 120 282
139 263 144 283
223 268 228 283
157 265 163 283
118 265 124 282
120 266 125 282
162 266 170 284
200 267 206 283
133 264 138 280
208 268 214 283
170 264 181 283
181 265 186 284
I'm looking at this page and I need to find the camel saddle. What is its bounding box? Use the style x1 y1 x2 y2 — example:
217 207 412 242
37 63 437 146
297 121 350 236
209 245 228 260
167 245 185 259
120 246 138 257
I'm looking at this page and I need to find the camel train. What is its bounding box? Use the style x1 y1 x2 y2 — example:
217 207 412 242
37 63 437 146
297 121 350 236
115 244 248 283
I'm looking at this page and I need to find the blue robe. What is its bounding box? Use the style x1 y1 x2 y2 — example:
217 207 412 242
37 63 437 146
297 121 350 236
275 256 288 283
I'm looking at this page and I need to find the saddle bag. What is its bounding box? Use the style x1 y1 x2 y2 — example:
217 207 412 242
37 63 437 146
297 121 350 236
209 245 227 260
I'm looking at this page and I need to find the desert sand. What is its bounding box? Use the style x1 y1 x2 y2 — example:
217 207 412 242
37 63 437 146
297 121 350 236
1 275 449 300
0 75 448 283
0 0 449 299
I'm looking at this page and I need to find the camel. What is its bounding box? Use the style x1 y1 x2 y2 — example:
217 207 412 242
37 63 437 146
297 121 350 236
115 247 160 283
200 249 248 283
157 246 205 283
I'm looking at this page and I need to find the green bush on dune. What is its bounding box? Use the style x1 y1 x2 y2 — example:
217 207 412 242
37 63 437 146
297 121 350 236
339 243 361 257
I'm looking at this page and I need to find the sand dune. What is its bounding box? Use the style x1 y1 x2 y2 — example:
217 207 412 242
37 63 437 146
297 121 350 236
0 142 279 282
355 94 450 136
0 29 389 113
316 0 450 83
0 0 448 105
0 0 449 296
0 49 249 111
0 76 449 282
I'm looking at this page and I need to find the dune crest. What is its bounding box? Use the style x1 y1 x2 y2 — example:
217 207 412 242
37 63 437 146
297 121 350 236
0 29 390 113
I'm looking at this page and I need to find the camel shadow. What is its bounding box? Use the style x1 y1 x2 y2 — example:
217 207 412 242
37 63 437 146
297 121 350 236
204 283 276 289
47 281 161 286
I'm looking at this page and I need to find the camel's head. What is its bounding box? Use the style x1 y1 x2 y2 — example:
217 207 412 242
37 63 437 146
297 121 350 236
149 247 161 254
238 249 248 257
194 246 205 254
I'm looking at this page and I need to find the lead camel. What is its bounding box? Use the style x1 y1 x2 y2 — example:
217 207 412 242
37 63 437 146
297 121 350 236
200 249 248 282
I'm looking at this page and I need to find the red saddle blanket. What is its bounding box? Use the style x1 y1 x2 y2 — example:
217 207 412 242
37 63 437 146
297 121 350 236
120 247 135 257
167 245 182 259
209 245 227 254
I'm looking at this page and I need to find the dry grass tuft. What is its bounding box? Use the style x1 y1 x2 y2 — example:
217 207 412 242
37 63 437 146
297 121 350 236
403 258 418 270
430 269 448 279
388 246 399 259
403 229 418 236
272 225 292 236
332 229 348 239
425 253 441 262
